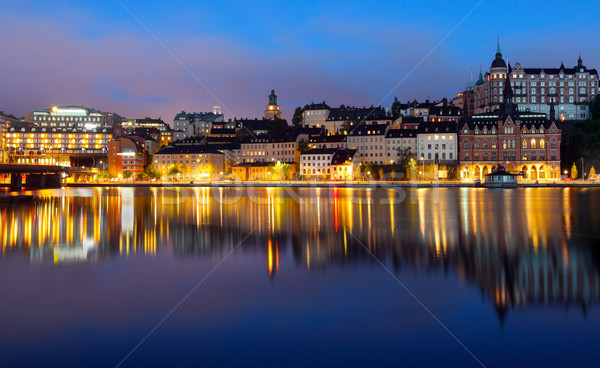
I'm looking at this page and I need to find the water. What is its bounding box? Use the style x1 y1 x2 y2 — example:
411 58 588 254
1 187 599 367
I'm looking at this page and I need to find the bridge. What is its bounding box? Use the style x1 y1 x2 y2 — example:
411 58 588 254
0 164 70 190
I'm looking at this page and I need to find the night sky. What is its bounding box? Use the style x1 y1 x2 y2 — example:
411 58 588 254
1 0 598 122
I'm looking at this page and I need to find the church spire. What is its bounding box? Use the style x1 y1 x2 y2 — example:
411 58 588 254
549 98 556 121
497 36 501 54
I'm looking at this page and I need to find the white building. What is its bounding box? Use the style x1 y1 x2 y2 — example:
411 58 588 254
416 122 458 163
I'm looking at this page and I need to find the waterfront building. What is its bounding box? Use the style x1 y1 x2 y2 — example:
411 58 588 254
416 121 458 164
4 124 113 166
107 136 146 177
473 40 598 120
459 72 562 180
427 99 463 122
346 123 389 164
154 145 225 180
264 90 281 119
300 148 359 179
231 161 296 181
385 129 417 164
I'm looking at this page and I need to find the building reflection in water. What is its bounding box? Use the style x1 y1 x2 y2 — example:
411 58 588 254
1 186 598 318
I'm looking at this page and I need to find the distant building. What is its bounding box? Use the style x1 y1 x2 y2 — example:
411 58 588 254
473 39 598 120
240 129 308 164
25 105 122 130
308 135 347 150
172 111 224 141
154 144 225 180
460 72 562 180
0 111 20 162
302 102 331 128
107 136 146 177
264 89 281 119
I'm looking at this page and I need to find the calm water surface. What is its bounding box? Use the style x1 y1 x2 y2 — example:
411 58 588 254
1 187 599 367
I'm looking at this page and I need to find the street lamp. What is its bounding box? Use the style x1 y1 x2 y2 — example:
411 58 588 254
420 156 424 181
581 157 584 183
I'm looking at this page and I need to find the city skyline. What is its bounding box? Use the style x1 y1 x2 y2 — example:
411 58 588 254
1 0 599 121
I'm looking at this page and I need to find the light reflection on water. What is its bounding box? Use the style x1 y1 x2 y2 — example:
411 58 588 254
1 186 599 315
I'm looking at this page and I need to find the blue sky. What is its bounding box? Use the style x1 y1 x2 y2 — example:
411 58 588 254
2 0 599 121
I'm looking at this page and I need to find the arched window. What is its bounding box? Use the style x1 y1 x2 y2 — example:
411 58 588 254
522 139 527 149
503 139 507 149
512 140 516 148
450 152 453 159
492 127 496 134
540 139 545 149
442 152 446 160
428 153 432 160
474 140 480 149
464 140 469 149
550 139 556 149
530 139 536 149
483 139 488 149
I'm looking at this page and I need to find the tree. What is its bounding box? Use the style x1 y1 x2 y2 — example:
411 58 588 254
396 147 416 177
292 107 304 126
571 162 578 179
136 172 148 181
168 164 182 177
589 94 600 120
590 165 596 179
268 118 289 134
297 139 309 154
122 170 133 180
273 161 292 180
391 96 402 117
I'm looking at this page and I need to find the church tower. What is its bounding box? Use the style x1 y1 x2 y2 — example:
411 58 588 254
265 89 281 119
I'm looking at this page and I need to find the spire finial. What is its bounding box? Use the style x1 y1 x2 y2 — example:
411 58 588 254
470 67 473 83
497 35 501 54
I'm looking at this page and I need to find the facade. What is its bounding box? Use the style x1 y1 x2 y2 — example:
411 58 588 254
323 105 387 134
5 125 113 166
25 105 122 130
346 123 389 164
231 162 296 181
300 148 359 179
302 102 331 128
416 122 458 163
265 90 281 119
122 117 171 132
172 109 224 141
107 136 146 177
473 40 598 120
154 145 225 180
0 111 20 162
308 135 346 149
460 73 562 180
385 129 417 164
240 132 307 164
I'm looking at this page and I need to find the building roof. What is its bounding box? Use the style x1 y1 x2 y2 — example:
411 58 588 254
348 123 388 136
417 121 458 134
155 145 224 155
386 129 417 138
309 135 346 143
326 106 386 121
174 111 224 122
304 102 331 110
331 149 358 165
302 148 339 155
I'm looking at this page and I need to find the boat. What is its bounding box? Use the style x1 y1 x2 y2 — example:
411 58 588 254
484 166 517 188
474 179 483 187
